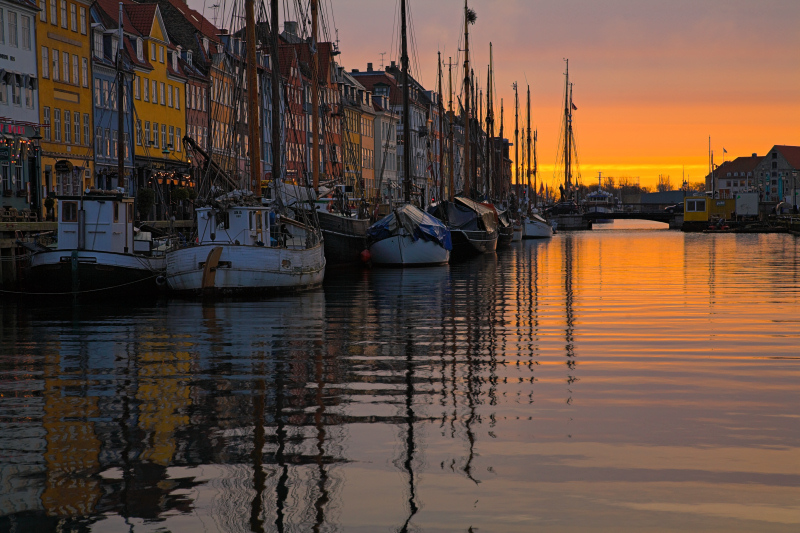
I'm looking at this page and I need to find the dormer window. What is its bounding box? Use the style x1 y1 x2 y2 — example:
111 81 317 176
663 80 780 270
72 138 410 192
172 51 177 71
203 37 209 53
136 38 143 60
187 50 192 66
93 31 103 58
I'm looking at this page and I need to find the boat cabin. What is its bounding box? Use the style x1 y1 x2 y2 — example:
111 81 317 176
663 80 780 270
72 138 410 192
56 192 135 253
196 205 312 249
683 196 736 222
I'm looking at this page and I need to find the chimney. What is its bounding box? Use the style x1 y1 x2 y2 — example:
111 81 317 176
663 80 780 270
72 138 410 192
284 21 298 36
390 60 396 69
367 62 373 72
752 153 757 157
352 69 359 73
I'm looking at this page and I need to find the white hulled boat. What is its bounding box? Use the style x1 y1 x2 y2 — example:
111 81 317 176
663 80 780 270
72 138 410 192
523 213 554 239
368 204 451 266
28 191 167 296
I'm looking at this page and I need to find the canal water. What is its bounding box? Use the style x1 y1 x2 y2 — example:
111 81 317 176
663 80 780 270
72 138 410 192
1 221 799 532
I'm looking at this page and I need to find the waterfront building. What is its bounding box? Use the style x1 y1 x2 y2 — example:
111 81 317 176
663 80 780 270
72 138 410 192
0 0 41 215
370 92 398 202
707 154 760 201
339 69 363 197
35 0 94 202
753 145 800 206
89 0 135 191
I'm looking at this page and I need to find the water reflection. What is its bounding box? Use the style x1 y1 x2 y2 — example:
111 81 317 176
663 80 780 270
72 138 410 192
2 229 800 531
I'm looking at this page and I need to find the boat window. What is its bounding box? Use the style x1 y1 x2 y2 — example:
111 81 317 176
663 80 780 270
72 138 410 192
61 201 78 222
127 203 133 222
113 202 119 222
217 211 230 230
255 211 262 231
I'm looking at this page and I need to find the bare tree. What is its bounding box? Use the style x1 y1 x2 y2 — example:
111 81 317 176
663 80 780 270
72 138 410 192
656 175 673 192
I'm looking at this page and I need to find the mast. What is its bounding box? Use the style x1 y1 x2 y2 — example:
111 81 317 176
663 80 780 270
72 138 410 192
270 0 281 184
486 44 493 200
463 0 472 198
499 98 504 200
437 52 444 203
533 128 538 207
447 57 454 201
311 0 319 192
401 0 411 203
513 82 518 202
245 0 260 193
117 3 125 196
526 84 531 212
563 59 570 199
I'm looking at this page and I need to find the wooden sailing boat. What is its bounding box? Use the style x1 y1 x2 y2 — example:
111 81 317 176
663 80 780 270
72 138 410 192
522 84 553 239
548 59 591 231
165 0 326 293
367 0 451 266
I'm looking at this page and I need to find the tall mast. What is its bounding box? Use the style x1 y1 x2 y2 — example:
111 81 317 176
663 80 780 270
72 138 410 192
513 82 518 201
311 0 319 192
448 57 454 201
270 0 281 183
463 0 472 198
486 43 493 200
526 84 531 211
437 52 444 203
245 0 260 192
499 98 504 199
117 2 125 195
563 59 570 198
401 0 411 203
533 128 538 207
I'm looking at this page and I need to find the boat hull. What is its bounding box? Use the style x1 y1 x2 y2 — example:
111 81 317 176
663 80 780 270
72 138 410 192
497 225 514 248
316 211 370 265
165 243 326 294
523 218 554 239
369 234 449 266
512 226 523 242
27 250 164 296
451 229 498 259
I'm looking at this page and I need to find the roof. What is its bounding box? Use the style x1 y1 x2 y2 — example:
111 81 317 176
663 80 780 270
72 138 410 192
774 145 800 169
717 155 761 177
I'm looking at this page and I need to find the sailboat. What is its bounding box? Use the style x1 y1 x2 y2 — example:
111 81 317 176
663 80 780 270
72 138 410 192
28 8 167 296
367 0 451 267
584 171 616 223
165 0 326 293
522 84 553 239
548 59 591 231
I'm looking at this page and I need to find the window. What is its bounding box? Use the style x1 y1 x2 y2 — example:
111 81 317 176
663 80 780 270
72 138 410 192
112 129 117 158
186 86 190 108
81 57 88 87
52 48 58 81
72 55 78 86
203 127 207 149
159 46 164 63
202 88 206 111
93 31 102 58
79 6 85 34
152 122 158 147
124 132 129 159
43 107 51 140
160 82 165 105
12 78 20 106
21 15 30 50
69 3 76 31
151 80 157 104
151 42 155 61
134 75 140 99
104 128 110 156
25 85 32 108
42 47 49 78
168 125 174 149
74 111 80 144
174 87 179 110
62 201 78 222
94 78 100 106
62 51 69 82
144 121 150 146
109 81 116 110
190 85 194 109
39 0 46 21
167 85 172 107
83 113 89 145
59 0 66 28
161 124 166 149
53 108 61 141
0 10 4 44
143 77 149 101
50 0 56 25
136 38 143 60
102 79 108 107
64 111 70 143
176 128 181 152
8 11 17 47
122 84 127 113
686 199 706 212
136 120 142 145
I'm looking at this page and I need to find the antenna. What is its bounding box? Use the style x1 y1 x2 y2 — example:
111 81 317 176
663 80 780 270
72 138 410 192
379 52 387 69
210 3 220 27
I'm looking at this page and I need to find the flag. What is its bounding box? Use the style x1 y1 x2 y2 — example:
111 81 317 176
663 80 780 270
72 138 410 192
723 148 727 154
571 102 578 110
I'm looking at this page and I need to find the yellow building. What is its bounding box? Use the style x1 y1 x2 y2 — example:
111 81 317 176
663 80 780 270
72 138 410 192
122 2 186 214
36 0 95 197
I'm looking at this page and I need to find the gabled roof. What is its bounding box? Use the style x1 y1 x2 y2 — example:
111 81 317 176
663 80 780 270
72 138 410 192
774 145 800 169
719 155 761 176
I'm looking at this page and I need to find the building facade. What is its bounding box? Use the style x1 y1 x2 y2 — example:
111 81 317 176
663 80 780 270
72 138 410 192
754 145 800 206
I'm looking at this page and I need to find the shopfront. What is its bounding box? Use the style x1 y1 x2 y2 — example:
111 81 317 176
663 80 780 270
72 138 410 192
0 121 41 217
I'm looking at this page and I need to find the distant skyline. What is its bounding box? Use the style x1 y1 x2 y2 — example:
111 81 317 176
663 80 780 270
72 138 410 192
187 0 800 190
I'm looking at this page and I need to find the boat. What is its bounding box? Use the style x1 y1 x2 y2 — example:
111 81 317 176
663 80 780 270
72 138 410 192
27 191 168 296
313 188 370 265
165 0 325 294
584 172 616 223
496 209 514 248
428 197 498 258
367 204 451 266
550 59 592 231
512 220 523 241
523 213 554 239
367 0 452 267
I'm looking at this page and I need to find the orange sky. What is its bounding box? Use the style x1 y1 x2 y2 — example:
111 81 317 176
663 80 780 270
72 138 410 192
188 0 800 190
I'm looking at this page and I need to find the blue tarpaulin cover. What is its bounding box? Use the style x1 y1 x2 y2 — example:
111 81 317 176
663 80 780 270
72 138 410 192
368 204 453 251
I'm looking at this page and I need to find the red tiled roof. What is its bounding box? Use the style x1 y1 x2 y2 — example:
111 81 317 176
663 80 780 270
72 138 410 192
160 0 219 40
775 145 800 169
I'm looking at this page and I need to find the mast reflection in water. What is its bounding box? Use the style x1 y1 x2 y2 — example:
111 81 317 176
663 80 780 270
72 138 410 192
2 227 800 532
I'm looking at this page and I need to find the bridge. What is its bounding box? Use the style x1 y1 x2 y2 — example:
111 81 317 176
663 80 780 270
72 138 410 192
583 211 675 223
